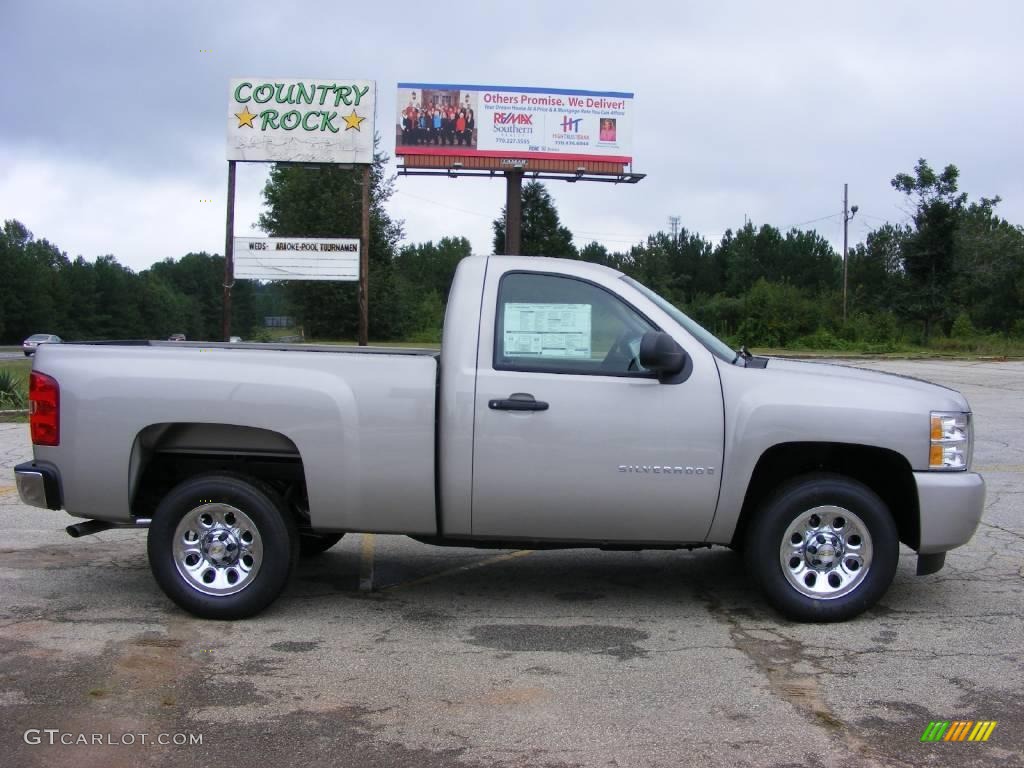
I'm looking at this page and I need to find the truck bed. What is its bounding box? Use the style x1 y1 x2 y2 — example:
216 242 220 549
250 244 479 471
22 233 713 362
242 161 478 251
30 341 440 534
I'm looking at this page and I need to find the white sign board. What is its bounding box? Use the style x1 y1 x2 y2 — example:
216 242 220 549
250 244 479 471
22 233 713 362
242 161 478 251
234 237 360 281
503 303 592 358
227 78 376 163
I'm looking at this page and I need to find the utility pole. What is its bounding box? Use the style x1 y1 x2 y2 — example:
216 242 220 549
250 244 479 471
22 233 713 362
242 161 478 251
842 183 858 322
668 215 680 241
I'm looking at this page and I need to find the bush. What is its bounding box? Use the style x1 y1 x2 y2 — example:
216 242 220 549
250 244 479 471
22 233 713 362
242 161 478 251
406 290 445 344
792 328 851 351
735 280 823 347
951 312 976 339
0 369 26 409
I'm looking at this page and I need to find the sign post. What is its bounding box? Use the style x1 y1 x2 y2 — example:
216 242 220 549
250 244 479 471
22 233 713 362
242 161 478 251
224 77 376 342
222 160 237 339
505 170 523 255
359 164 371 345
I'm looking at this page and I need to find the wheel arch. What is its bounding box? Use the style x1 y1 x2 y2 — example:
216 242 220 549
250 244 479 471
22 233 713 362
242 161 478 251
129 422 309 525
730 442 919 551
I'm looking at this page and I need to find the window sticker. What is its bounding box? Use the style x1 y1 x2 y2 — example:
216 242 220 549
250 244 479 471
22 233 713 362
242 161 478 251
503 303 592 358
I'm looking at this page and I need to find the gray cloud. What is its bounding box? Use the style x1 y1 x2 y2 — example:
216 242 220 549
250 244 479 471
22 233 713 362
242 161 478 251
2 0 1021 270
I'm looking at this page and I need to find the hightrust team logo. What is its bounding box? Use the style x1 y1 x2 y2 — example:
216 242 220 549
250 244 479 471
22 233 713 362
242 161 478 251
560 116 583 132
920 720 997 742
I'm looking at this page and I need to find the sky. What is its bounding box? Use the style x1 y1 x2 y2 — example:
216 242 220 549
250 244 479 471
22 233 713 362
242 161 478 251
1 0 1022 271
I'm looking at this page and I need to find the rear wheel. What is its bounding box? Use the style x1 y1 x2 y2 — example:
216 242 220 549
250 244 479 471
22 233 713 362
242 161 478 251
744 473 898 622
148 473 298 619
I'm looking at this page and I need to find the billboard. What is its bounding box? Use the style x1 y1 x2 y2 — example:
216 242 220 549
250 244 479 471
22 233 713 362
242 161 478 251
227 78 376 163
395 83 632 166
233 237 359 281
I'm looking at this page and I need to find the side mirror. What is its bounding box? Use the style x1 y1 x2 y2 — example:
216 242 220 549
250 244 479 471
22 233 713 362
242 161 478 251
639 331 687 379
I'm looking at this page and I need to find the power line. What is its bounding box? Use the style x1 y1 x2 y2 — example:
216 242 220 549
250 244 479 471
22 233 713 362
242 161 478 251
392 189 493 219
784 212 843 230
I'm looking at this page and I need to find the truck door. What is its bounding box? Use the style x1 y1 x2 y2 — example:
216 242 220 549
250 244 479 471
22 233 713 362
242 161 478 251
471 268 725 543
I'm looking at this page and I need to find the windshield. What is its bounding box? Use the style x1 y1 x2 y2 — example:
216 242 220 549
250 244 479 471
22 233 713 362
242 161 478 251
621 276 738 364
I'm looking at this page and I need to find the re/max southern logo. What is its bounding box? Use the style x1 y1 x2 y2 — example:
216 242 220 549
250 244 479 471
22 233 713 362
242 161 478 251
560 116 583 132
494 113 533 125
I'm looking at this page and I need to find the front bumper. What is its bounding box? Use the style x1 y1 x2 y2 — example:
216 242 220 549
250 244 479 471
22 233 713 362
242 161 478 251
915 470 985 555
14 461 63 510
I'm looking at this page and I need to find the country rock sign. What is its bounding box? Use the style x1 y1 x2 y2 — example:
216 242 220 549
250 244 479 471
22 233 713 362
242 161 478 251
232 80 369 134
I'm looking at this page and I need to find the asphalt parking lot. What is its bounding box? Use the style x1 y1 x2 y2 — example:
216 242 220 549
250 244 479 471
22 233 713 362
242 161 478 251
1 359 1022 768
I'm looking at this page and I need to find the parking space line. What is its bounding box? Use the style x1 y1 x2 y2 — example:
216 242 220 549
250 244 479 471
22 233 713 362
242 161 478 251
381 549 534 592
359 533 375 592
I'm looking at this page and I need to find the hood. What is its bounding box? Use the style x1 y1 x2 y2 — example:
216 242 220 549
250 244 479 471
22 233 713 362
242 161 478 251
765 358 969 410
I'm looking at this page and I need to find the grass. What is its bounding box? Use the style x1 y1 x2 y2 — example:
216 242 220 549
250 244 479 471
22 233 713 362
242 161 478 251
757 342 1024 360
315 339 441 350
0 358 30 408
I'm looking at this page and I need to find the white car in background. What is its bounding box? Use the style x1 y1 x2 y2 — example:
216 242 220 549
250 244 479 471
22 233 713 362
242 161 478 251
22 334 62 356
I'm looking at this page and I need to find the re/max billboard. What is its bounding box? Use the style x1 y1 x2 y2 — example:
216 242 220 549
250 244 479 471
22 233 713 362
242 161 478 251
395 83 633 164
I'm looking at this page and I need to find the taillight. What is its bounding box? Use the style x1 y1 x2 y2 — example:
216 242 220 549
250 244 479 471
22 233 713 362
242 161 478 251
29 371 59 446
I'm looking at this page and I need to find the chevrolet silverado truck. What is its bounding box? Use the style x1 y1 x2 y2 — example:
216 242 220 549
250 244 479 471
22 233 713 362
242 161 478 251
14 255 985 621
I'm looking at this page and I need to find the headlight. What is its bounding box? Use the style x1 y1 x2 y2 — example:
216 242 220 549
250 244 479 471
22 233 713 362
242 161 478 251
929 411 971 470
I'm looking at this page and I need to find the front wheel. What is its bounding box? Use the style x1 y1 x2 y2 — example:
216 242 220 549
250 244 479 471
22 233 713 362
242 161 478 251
148 473 298 619
744 473 899 622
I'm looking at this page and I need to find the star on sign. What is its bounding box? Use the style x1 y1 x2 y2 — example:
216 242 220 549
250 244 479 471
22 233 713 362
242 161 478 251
235 105 257 128
343 109 365 131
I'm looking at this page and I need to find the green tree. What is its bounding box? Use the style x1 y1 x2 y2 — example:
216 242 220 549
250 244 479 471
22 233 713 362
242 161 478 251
258 147 403 339
952 198 1024 333
91 255 142 338
394 236 472 300
847 223 909 316
492 181 577 258
717 222 788 295
781 229 840 293
0 220 59 341
891 159 968 341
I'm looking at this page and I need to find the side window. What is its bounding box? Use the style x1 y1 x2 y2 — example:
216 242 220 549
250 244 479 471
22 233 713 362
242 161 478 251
494 272 656 375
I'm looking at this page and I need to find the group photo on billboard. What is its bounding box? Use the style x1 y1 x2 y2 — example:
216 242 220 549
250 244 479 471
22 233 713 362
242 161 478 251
397 86 479 149
396 83 633 164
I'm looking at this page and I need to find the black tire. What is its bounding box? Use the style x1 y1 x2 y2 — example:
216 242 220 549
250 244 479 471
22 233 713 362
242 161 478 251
147 473 298 619
744 473 899 622
299 532 344 557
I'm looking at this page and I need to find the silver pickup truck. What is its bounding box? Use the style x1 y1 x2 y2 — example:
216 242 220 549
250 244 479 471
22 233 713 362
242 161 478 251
14 255 985 622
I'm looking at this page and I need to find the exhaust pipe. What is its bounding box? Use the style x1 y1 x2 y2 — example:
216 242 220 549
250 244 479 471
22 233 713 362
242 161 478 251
66 520 116 538
65 518 152 538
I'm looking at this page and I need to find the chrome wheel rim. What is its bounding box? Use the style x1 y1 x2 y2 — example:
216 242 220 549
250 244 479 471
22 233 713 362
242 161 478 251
172 503 262 596
779 505 872 600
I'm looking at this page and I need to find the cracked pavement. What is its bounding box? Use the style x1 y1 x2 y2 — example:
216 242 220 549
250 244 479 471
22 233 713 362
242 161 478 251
1 359 1021 767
